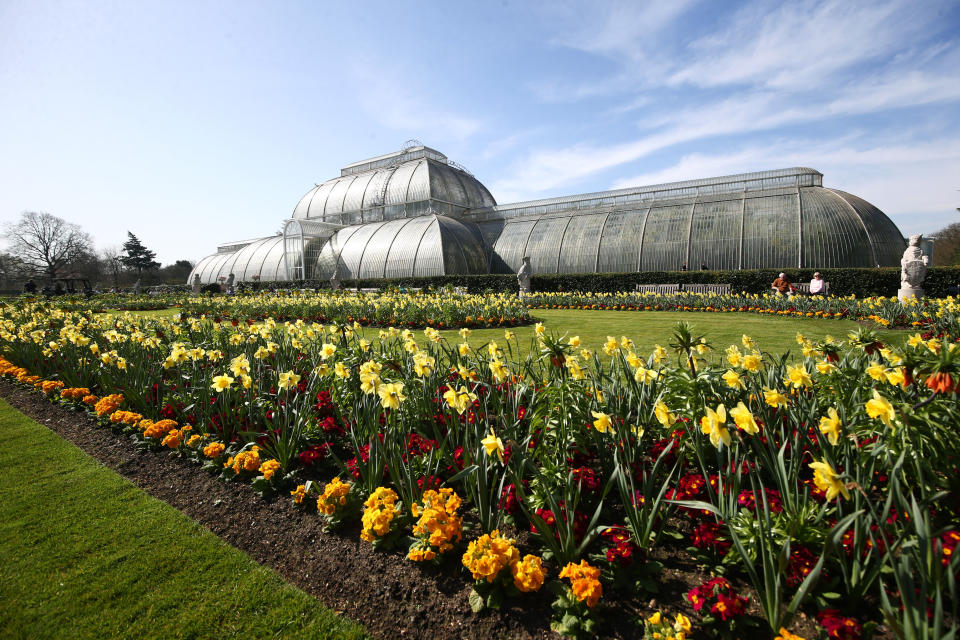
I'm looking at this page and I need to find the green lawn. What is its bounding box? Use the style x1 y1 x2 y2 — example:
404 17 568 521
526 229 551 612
113 304 905 359
431 309 905 358
0 398 368 640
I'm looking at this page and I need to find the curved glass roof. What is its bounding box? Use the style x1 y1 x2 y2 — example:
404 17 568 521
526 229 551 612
314 214 486 280
188 235 288 284
291 146 495 224
479 184 906 274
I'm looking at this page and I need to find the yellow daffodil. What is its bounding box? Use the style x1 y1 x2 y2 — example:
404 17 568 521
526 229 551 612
481 429 504 461
818 407 841 445
729 402 759 435
591 411 612 433
654 401 675 427
700 404 731 448
722 369 746 390
211 374 234 392
865 390 896 429
378 382 406 410
809 458 849 501
277 371 301 390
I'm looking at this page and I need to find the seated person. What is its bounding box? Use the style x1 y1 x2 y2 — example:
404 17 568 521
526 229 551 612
809 272 825 295
771 273 792 295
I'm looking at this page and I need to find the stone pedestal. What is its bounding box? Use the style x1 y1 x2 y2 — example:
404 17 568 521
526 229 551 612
898 287 923 301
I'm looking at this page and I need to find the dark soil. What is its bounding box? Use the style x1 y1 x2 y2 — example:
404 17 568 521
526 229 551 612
0 380 882 640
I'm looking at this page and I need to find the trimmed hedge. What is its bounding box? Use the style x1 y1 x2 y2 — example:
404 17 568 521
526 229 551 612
231 267 960 298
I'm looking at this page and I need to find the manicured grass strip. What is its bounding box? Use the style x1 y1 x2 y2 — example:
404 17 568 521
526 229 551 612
433 309 906 357
0 399 369 640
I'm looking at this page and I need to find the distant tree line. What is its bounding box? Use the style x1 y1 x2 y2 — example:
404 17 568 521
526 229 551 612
1 211 193 292
930 221 960 266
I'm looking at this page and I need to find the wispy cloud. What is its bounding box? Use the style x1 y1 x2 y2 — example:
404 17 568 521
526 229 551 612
347 57 482 142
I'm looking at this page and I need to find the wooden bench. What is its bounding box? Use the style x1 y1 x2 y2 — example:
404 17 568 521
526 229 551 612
681 283 732 295
792 281 831 295
635 284 681 294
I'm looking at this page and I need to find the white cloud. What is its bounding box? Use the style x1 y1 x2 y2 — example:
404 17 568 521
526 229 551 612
669 0 934 90
346 58 482 142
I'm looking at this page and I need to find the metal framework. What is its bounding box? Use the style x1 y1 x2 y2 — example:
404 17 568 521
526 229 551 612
189 148 908 285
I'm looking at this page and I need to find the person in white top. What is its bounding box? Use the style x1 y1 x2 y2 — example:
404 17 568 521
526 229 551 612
809 272 825 295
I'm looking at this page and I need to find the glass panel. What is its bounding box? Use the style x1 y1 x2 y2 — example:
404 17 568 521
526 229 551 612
385 161 418 206
799 189 871 268
558 213 607 273
259 238 287 281
406 161 430 202
598 209 646 273
292 185 319 220
324 177 355 216
363 169 392 208
386 217 432 278
742 193 799 269
688 197 743 271
342 172 374 214
640 202 692 271
830 189 906 267
413 218 444 276
339 223 380 278
525 217 570 274
362 218 412 278
492 219 537 274
308 181 336 219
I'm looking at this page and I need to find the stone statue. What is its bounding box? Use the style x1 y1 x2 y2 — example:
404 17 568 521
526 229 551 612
517 256 532 297
898 234 929 301
192 274 201 294
133 279 141 295
226 273 235 294
330 262 342 290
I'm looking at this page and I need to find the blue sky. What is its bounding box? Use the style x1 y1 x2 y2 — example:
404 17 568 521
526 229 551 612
2 0 959 265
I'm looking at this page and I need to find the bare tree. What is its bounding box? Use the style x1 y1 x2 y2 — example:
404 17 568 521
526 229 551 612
101 245 125 289
3 211 94 280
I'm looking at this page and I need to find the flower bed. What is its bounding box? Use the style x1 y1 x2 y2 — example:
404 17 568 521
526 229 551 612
525 290 960 334
179 290 533 329
2 300 959 639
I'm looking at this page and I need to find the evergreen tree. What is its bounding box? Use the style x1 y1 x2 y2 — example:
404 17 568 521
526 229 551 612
120 232 160 277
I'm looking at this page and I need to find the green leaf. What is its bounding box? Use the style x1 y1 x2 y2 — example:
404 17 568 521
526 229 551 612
468 588 485 613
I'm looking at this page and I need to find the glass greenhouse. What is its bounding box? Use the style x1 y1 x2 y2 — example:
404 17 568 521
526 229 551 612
189 145 907 285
